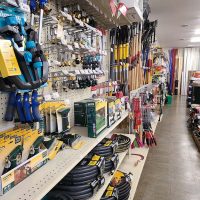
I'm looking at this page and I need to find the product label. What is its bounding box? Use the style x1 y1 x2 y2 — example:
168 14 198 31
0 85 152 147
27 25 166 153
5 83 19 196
104 140 112 147
92 155 101 161
0 40 21 77
88 160 97 166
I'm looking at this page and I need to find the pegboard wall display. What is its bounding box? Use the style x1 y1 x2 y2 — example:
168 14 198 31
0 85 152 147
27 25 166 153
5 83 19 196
0 0 109 126
38 0 109 125
0 93 8 120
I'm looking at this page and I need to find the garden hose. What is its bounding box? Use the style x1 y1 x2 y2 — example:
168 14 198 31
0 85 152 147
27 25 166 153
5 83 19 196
112 134 131 153
62 155 105 184
104 154 119 173
92 138 118 157
115 172 132 200
101 171 132 200
54 176 105 200
101 186 118 200
45 191 73 200
92 139 119 173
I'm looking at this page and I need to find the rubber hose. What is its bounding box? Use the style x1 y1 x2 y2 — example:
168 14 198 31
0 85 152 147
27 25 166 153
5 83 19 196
45 190 73 200
115 135 131 153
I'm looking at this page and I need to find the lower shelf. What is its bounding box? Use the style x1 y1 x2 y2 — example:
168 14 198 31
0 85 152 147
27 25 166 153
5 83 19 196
119 115 159 200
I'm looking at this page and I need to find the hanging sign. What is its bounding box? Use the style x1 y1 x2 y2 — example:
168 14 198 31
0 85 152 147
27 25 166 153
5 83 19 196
117 3 128 18
109 0 117 16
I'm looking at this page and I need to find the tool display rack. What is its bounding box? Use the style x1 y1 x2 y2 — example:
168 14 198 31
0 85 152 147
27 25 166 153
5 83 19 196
38 0 110 125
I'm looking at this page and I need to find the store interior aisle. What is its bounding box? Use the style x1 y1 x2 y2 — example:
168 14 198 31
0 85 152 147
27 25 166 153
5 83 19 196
134 96 200 200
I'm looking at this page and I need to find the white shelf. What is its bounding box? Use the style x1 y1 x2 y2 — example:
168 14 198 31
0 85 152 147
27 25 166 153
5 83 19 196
0 112 128 200
119 115 160 200
90 133 136 200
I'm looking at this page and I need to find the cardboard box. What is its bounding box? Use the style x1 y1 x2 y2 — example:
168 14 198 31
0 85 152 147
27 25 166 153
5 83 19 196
87 99 107 138
74 99 108 138
106 99 116 127
74 99 89 127
0 149 48 195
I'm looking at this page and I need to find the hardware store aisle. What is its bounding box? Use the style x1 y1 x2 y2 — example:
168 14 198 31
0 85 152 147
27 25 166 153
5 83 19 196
134 96 200 200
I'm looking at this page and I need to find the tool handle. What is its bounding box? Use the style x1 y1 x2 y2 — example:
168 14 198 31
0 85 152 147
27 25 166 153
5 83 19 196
39 0 48 7
23 92 33 123
16 93 26 123
32 90 42 122
5 92 16 121
30 0 37 13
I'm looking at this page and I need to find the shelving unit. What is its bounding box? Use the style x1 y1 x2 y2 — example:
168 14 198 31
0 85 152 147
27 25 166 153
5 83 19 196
0 112 128 200
119 115 160 200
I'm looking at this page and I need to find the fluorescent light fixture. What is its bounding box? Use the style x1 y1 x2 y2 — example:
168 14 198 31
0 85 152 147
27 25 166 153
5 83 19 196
195 29 200 34
191 37 200 43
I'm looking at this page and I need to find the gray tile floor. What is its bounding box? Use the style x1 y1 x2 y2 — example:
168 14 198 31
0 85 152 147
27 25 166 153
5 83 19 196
134 96 200 200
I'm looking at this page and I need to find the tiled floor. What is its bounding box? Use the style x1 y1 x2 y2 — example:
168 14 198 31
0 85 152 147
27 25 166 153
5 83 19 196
134 96 200 200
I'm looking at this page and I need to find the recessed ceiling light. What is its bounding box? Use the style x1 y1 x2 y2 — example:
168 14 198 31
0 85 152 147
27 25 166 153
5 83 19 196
180 39 185 40
181 24 188 27
195 29 200 34
191 37 200 43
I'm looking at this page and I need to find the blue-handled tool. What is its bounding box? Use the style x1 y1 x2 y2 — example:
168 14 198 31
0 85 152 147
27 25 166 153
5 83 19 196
23 92 33 123
32 90 42 122
5 92 16 121
30 0 37 26
16 93 26 123
26 30 43 80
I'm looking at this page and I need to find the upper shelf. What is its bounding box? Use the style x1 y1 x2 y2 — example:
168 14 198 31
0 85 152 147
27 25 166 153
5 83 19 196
63 0 143 28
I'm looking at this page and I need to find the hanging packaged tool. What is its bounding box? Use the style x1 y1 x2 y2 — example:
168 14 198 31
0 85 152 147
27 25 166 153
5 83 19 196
1 136 23 175
4 92 16 121
0 4 49 91
40 101 71 135
5 91 42 123
32 90 42 122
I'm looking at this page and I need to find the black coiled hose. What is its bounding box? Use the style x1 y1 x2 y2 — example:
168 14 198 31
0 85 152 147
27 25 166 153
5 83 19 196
112 134 131 153
92 139 118 173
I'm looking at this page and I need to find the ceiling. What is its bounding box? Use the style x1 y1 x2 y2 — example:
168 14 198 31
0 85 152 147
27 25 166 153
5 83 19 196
149 0 200 48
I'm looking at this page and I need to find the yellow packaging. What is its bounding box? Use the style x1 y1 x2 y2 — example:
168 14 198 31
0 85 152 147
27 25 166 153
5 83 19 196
0 149 48 195
0 40 21 77
0 137 22 176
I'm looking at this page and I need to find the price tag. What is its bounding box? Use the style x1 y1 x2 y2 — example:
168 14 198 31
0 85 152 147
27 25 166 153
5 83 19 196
67 45 73 50
74 18 79 24
85 69 89 74
74 42 80 49
52 92 60 99
66 13 73 21
80 70 85 74
71 54 76 59
88 69 93 74
74 18 84 27
64 99 71 105
62 70 69 75
75 70 80 74
79 20 84 27
44 94 52 101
